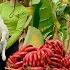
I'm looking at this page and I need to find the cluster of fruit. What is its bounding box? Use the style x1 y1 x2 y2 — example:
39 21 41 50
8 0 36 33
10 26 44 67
6 39 70 70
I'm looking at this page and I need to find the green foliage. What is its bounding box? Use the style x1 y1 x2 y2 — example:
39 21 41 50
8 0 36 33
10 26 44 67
31 0 42 28
32 0 54 39
64 4 70 15
56 2 67 16
39 0 54 39
1 0 69 44
59 23 67 40
56 2 67 40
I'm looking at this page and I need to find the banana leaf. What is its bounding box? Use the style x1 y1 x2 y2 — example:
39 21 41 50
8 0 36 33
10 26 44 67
32 0 54 38
32 0 42 28
38 0 54 39
24 26 44 48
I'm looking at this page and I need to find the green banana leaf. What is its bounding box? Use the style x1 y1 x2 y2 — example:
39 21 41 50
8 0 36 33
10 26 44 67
32 0 42 28
24 26 44 48
38 0 54 38
32 0 54 38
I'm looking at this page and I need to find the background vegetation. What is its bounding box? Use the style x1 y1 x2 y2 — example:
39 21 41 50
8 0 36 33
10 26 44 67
0 0 70 52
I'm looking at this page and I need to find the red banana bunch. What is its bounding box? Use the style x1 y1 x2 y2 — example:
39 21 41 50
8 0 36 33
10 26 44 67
23 47 53 68
62 54 70 69
44 39 65 56
6 39 70 70
6 45 37 69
